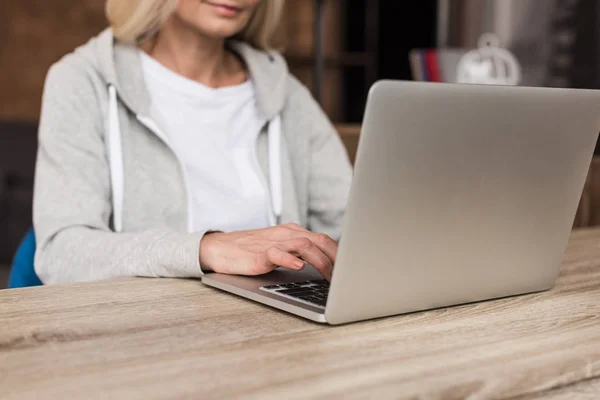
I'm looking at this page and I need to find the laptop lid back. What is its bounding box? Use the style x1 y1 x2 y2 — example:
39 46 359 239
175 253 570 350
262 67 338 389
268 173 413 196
326 81 600 325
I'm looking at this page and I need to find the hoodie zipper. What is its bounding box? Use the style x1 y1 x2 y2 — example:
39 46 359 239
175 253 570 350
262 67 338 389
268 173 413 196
136 115 195 233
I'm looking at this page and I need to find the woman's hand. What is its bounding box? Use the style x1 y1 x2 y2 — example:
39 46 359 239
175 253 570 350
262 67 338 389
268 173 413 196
199 223 338 281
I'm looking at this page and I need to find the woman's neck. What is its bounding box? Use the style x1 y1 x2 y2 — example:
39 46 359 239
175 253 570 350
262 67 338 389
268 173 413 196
141 17 247 88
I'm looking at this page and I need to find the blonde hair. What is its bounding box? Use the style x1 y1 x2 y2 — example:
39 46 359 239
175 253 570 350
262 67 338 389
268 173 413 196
106 0 284 50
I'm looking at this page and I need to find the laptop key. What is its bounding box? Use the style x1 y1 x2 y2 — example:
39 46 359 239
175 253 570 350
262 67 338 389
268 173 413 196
263 285 280 289
277 288 315 295
315 286 330 291
289 291 315 299
308 297 327 306
279 283 301 289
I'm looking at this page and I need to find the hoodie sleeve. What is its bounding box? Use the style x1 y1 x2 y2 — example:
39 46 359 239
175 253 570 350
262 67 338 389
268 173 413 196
288 79 353 240
33 60 206 285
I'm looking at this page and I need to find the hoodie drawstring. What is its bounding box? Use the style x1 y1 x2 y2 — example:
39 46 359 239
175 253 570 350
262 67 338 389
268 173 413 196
267 116 283 226
107 85 124 233
106 85 283 233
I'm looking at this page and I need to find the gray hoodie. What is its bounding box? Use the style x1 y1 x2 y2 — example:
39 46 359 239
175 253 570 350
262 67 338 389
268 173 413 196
33 29 352 284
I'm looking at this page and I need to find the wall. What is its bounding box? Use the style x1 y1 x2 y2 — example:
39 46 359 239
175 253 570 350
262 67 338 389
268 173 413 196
0 0 108 121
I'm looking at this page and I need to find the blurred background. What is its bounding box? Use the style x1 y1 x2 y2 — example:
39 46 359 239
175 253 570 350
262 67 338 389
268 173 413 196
2 0 600 287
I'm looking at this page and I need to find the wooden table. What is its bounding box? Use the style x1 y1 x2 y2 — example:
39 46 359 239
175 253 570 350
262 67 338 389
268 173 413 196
1 230 600 399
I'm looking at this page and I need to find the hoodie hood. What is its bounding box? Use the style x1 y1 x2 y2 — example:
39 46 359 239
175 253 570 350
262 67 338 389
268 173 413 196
73 28 289 121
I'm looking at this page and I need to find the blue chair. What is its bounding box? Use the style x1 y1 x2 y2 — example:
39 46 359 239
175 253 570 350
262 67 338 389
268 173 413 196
8 228 43 288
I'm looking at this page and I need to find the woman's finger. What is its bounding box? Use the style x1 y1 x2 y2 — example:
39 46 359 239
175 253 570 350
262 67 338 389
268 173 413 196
279 238 333 281
280 224 339 265
297 233 338 265
265 246 306 271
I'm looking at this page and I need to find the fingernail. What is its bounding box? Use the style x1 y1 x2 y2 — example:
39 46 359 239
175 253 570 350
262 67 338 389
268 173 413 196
294 260 306 269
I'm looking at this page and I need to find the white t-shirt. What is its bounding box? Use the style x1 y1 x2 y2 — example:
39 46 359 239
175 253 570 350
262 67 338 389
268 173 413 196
140 51 271 232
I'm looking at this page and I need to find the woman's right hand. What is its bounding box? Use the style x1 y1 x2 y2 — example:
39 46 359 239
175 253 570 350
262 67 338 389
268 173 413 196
199 223 338 281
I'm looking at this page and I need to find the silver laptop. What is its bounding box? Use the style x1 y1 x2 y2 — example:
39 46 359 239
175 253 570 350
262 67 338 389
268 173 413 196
202 80 600 325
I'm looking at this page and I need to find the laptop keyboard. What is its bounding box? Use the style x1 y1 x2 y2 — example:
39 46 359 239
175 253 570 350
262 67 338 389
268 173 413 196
260 280 330 309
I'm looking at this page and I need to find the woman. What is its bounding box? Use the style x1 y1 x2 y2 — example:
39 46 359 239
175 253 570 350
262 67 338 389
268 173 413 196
33 0 352 284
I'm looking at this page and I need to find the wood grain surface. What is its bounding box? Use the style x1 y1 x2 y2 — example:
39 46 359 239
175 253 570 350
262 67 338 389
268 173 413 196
520 378 600 400
1 229 600 400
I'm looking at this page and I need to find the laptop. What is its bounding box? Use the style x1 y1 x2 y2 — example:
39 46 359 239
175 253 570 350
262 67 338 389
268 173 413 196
202 80 600 325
